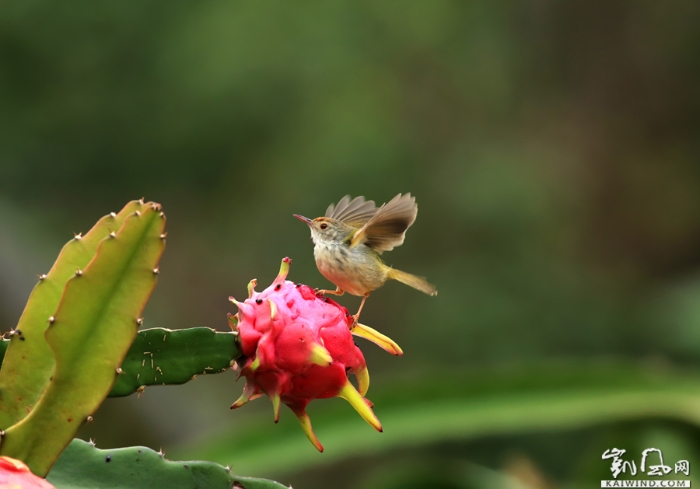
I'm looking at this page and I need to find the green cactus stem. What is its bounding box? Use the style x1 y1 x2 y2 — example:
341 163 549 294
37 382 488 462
110 327 240 397
0 327 240 399
0 202 166 477
47 439 289 489
0 200 147 430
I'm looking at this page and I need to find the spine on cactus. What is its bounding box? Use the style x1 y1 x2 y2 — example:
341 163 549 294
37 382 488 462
229 257 403 452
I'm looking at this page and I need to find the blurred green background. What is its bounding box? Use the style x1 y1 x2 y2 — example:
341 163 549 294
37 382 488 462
2 1 700 488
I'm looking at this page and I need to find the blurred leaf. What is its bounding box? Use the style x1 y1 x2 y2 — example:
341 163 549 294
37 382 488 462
181 362 700 478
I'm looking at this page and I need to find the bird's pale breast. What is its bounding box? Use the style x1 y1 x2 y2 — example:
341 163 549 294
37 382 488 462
314 242 386 296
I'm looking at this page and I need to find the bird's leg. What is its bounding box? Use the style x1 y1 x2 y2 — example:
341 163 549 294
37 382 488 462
316 287 345 296
353 293 370 324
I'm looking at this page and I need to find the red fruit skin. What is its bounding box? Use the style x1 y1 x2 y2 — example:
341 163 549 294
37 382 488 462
274 323 322 374
238 281 366 394
0 456 56 489
234 277 366 406
230 259 383 451
285 363 349 401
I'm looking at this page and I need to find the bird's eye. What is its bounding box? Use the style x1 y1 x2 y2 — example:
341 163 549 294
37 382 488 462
320 223 328 230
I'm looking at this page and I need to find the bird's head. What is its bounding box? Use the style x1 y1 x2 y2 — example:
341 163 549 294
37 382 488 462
294 215 355 245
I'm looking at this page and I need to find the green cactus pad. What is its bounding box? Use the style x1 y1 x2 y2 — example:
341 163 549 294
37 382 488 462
47 439 289 489
110 327 240 397
0 202 166 477
0 200 146 430
0 329 239 399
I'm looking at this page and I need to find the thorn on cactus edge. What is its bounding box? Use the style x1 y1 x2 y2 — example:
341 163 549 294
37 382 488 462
160 233 167 240
48 316 55 324
136 318 144 326
73 232 83 240
134 210 141 217
109 231 116 238
0 430 5 437
152 267 159 275
115 367 124 375
157 448 165 458
110 212 117 218
86 415 94 423
138 197 145 205
38 273 47 281
75 269 83 276
89 438 96 447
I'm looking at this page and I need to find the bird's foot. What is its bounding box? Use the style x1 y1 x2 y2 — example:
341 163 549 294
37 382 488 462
315 287 344 297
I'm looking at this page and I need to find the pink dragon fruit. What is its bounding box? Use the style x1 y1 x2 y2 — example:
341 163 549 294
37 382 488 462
228 257 403 452
0 456 56 489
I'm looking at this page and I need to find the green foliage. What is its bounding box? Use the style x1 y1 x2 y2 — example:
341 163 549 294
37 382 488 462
47 439 289 489
110 327 239 397
184 361 700 477
0 200 145 430
0 202 166 477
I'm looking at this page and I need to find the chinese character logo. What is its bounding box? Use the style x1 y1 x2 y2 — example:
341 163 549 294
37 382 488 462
602 447 690 487
640 448 672 476
602 448 637 479
675 460 690 476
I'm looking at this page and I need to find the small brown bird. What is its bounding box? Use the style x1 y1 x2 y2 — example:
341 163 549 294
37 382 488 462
294 193 437 322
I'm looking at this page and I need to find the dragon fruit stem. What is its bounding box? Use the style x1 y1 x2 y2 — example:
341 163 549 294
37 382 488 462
247 279 257 298
291 408 324 452
352 323 403 356
270 391 281 423
227 313 238 330
355 365 370 396
273 257 291 285
267 299 277 320
308 343 333 367
249 357 260 372
230 380 261 409
338 380 382 432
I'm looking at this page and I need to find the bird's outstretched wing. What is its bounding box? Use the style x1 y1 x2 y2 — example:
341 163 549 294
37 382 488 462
325 195 377 226
349 193 418 253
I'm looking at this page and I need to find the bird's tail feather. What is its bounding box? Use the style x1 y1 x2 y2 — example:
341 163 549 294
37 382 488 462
387 268 437 296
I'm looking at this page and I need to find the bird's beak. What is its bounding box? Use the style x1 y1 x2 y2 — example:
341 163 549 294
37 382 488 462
293 214 313 226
